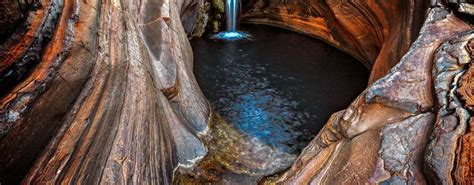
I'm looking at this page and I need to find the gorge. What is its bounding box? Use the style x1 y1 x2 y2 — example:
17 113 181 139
0 0 473 184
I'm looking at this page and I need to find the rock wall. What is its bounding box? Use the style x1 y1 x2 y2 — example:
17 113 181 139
256 2 474 184
241 0 429 83
0 0 37 40
0 0 209 183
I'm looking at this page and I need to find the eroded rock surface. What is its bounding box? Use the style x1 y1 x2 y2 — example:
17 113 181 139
0 0 472 184
262 4 474 185
0 0 209 183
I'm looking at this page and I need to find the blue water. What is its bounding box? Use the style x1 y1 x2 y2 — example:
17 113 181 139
193 25 369 154
210 31 252 41
212 0 250 41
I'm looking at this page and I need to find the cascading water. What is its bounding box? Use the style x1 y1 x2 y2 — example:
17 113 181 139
211 0 251 41
226 0 238 32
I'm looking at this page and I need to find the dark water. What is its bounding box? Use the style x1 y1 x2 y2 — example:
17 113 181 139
192 24 369 154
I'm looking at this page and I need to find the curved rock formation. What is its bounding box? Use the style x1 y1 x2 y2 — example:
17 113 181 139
241 0 428 83
263 7 473 183
0 0 472 184
0 0 209 183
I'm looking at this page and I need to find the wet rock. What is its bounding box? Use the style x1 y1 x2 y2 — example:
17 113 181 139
175 113 295 184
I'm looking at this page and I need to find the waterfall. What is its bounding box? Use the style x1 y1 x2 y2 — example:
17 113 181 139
226 0 238 32
211 0 251 41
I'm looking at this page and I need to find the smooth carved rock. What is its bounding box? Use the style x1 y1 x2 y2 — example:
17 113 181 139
241 0 428 83
138 0 177 93
366 9 472 113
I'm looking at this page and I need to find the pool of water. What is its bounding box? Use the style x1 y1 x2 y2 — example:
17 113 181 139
192 24 369 154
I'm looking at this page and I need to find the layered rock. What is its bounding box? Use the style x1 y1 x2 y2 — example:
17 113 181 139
0 0 209 183
0 0 472 184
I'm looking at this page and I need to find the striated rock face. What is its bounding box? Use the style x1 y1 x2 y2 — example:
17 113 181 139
0 0 472 184
424 28 473 185
0 0 209 183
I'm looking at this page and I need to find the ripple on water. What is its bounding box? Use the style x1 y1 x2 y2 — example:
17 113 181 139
193 24 369 155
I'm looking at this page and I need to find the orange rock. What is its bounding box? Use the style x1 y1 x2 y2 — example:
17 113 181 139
455 119 474 184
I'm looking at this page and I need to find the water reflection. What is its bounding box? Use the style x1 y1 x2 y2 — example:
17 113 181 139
214 59 306 153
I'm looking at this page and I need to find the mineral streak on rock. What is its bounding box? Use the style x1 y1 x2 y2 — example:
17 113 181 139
0 0 210 183
424 30 473 185
0 0 81 182
0 0 65 128
453 35 474 184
